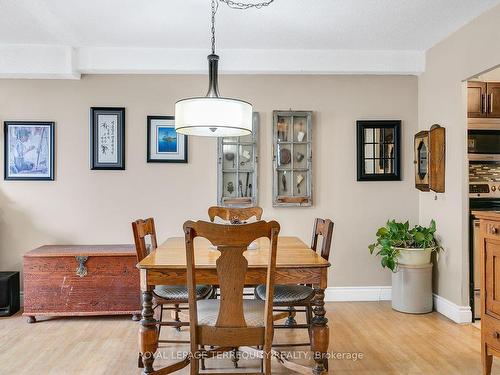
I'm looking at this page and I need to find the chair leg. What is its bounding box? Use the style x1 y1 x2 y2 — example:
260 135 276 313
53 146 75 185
174 304 181 332
306 304 313 326
285 306 297 326
231 347 239 368
200 345 206 370
259 345 264 373
263 347 272 375
306 303 313 341
157 305 164 340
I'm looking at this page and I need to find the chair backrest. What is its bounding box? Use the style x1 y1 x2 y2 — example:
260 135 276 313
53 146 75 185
208 206 263 224
183 220 280 346
310 218 334 261
131 218 158 262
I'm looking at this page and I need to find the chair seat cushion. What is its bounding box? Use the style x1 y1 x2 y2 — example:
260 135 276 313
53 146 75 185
196 299 265 327
255 284 315 303
153 285 212 301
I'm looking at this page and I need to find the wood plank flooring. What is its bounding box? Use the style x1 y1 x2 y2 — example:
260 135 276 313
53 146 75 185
0 302 496 374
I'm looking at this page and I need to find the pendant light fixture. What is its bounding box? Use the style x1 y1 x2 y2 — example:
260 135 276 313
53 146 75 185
175 0 275 137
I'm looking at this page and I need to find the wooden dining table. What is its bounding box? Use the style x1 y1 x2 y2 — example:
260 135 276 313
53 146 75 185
137 236 331 375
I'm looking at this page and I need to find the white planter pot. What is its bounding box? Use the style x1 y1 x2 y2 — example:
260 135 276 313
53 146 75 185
396 247 433 266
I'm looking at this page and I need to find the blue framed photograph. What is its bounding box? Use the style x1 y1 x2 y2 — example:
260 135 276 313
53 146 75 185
147 116 188 163
4 121 55 181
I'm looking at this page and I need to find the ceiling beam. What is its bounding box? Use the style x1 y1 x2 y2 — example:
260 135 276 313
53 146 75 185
0 45 80 79
0 45 426 79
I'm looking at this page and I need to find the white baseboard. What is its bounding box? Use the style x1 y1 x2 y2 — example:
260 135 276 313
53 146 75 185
324 287 472 324
19 288 471 323
325 286 392 302
432 293 472 324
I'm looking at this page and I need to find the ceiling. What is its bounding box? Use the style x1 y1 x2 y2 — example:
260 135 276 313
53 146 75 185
0 0 499 77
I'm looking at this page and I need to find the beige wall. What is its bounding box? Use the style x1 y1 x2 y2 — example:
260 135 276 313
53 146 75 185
477 65 500 81
0 74 418 288
418 4 500 305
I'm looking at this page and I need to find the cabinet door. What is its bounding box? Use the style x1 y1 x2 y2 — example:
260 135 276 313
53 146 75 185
468 82 487 118
429 125 445 193
487 83 500 118
485 238 500 318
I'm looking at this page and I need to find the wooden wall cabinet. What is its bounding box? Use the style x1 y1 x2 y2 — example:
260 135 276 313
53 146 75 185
217 112 259 207
468 82 500 118
272 110 313 207
414 124 445 193
475 211 500 375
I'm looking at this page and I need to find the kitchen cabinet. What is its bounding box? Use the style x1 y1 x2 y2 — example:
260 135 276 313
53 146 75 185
487 83 500 118
474 211 500 375
468 82 500 118
468 82 487 118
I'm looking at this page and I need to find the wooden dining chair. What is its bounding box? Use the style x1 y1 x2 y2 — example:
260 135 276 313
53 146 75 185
255 218 334 347
183 219 280 374
131 218 212 349
208 206 263 224
208 206 265 367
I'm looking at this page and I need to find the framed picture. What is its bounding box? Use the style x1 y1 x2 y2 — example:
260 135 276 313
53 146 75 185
4 121 55 181
356 120 401 181
90 107 125 170
147 116 188 163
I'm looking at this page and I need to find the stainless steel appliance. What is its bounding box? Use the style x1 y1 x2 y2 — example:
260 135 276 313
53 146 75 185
468 129 500 161
470 182 500 198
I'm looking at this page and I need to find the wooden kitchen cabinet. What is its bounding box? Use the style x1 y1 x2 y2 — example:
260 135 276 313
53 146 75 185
468 82 500 118
474 211 500 374
487 83 500 118
468 82 487 118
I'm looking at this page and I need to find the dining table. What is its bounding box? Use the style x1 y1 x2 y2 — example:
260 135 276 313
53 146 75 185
137 235 331 375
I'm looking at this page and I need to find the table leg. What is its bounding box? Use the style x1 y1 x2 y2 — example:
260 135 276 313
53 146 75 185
139 289 158 374
311 287 329 375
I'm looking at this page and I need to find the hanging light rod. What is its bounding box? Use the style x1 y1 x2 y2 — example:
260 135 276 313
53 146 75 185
175 0 275 137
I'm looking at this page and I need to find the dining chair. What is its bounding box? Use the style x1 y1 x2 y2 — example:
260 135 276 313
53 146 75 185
206 206 265 368
131 218 213 351
183 219 280 374
208 206 263 224
255 218 334 347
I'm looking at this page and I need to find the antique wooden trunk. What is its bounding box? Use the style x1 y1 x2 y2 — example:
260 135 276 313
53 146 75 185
23 245 141 322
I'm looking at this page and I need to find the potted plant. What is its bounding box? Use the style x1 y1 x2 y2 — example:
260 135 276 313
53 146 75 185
368 219 442 272
369 219 442 314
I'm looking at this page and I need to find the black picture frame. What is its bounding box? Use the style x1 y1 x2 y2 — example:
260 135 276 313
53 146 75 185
90 107 125 170
4 121 55 181
147 116 188 163
356 120 401 181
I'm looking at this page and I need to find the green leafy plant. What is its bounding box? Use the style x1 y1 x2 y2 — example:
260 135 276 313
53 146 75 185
368 219 442 272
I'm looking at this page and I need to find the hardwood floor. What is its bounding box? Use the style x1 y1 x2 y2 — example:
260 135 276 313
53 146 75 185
0 301 496 374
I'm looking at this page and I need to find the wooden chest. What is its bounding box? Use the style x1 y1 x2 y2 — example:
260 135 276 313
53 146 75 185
23 245 141 323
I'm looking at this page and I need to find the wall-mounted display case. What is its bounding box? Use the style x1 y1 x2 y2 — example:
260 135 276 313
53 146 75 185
217 112 259 207
414 124 445 193
272 110 313 207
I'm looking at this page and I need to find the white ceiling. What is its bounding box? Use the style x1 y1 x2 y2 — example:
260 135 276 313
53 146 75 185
0 0 499 77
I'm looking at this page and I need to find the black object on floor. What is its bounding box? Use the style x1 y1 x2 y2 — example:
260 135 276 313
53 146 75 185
0 271 20 317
